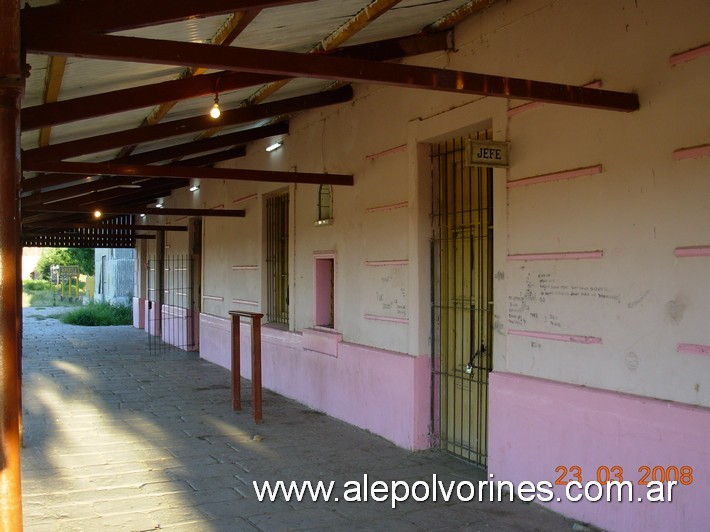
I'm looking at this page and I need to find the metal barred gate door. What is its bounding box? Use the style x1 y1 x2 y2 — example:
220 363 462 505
146 255 194 354
431 130 494 466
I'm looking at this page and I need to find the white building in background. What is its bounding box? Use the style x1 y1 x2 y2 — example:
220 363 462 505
95 248 135 305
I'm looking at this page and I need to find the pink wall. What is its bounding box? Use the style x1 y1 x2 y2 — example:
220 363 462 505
199 313 431 449
161 304 194 351
145 300 160 336
489 372 710 531
132 297 145 329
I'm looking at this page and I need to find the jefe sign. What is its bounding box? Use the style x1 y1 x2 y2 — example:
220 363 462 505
465 139 510 168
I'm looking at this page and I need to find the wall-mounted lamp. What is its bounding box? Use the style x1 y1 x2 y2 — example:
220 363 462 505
209 77 221 119
155 202 164 209
139 213 146 218
93 210 102 219
189 185 200 192
266 141 282 152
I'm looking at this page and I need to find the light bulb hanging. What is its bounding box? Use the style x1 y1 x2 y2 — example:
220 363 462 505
210 76 222 119
210 96 221 119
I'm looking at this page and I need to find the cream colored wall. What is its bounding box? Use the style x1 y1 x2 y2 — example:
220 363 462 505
150 0 709 405
457 0 709 407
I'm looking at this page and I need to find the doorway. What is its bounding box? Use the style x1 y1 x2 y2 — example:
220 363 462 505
431 130 494 466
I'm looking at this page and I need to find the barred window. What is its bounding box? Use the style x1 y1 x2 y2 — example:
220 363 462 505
265 192 289 326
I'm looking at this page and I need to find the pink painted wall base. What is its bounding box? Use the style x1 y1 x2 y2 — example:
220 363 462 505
199 313 431 450
132 297 145 329
489 372 710 531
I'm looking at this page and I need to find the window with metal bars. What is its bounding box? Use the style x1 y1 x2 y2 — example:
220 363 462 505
265 192 289 326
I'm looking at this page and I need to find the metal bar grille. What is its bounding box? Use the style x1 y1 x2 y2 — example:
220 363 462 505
266 192 289 326
431 130 494 467
147 254 193 354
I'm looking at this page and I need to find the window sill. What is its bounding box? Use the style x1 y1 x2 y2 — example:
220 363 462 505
302 327 342 357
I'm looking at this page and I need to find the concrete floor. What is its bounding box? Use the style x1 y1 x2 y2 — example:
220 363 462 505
20 307 579 531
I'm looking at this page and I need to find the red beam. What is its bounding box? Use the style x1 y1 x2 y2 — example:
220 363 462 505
21 0 315 35
23 86 352 164
21 32 449 130
21 72 285 131
23 161 354 187
0 0 23 527
24 223 188 231
24 32 640 112
19 122 266 195
25 205 247 217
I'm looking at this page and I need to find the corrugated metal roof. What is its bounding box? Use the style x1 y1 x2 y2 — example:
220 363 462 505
18 0 501 246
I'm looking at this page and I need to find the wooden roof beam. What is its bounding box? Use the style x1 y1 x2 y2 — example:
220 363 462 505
24 33 640 113
23 86 352 164
118 8 264 159
22 32 448 131
25 223 188 232
21 0 314 35
21 72 284 131
24 205 247 218
20 122 273 196
38 56 66 146
23 161 354 188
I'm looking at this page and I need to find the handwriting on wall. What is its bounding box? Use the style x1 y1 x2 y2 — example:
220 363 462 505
508 269 620 329
367 266 408 318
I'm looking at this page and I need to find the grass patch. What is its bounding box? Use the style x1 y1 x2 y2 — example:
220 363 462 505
23 279 52 291
60 302 133 326
22 279 85 307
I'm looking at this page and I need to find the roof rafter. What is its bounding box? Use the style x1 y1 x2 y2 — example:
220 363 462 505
23 161 354 187
25 205 247 218
21 31 449 131
21 0 314 35
24 33 640 113
118 8 264 159
25 223 188 232
23 87 351 164
21 122 282 197
38 56 66 146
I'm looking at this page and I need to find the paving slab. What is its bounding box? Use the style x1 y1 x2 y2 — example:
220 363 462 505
21 307 579 531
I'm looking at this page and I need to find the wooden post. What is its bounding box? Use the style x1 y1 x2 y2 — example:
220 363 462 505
230 312 241 411
229 311 264 423
0 0 23 528
250 313 262 423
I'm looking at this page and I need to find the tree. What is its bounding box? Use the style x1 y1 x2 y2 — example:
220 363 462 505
36 248 95 280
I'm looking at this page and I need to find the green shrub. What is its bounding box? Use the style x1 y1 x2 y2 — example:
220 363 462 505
23 279 53 291
60 302 132 326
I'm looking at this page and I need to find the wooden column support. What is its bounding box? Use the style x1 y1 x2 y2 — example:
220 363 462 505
229 310 264 423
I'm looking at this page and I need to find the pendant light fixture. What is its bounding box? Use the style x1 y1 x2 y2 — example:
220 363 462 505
210 76 222 119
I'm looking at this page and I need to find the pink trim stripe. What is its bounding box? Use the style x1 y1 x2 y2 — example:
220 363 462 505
231 299 258 306
507 164 603 188
673 144 710 161
509 329 602 344
677 343 710 356
364 314 409 324
365 201 408 213
202 295 224 301
365 144 407 161
210 203 225 210
365 260 409 267
232 264 259 270
233 193 258 204
507 101 544 117
508 80 602 117
669 43 710 66
508 250 603 261
675 246 710 258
